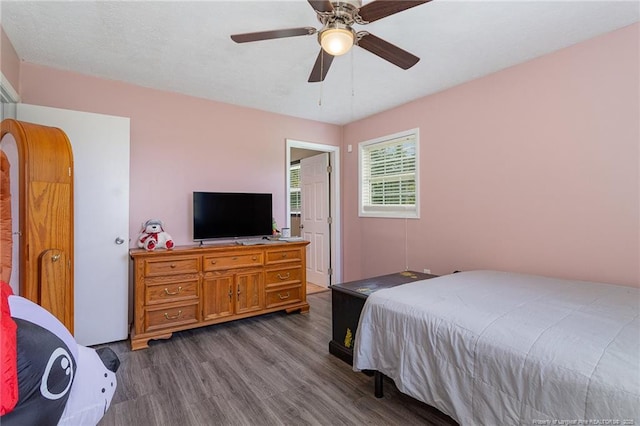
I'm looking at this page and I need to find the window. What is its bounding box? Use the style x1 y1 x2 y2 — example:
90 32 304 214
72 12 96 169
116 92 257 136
359 128 419 218
289 163 301 215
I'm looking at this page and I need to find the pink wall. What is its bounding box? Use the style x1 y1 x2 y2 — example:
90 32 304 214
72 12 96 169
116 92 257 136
0 27 20 93
18 64 341 246
342 23 639 287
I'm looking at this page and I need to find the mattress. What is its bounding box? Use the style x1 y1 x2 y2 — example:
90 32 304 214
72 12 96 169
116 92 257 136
353 270 640 425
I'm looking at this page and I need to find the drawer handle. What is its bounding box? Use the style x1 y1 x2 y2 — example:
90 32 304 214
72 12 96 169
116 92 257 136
252 256 257 261
211 260 217 265
164 310 182 320
164 286 182 295
277 273 290 280
170 264 176 269
232 257 238 261
278 292 290 300
281 253 288 258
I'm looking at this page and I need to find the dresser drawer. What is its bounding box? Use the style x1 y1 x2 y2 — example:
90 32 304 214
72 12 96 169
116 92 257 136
265 247 303 265
265 265 302 287
144 256 200 277
145 302 199 333
145 278 199 305
265 285 302 308
203 252 263 271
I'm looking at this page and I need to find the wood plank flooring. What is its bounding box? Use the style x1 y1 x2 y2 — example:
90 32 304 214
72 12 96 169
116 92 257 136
306 281 329 295
97 292 457 426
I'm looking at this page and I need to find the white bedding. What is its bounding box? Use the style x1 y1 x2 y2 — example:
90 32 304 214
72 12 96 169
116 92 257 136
353 270 640 425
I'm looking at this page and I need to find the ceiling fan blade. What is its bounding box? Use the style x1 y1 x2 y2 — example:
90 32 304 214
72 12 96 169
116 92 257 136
308 49 335 82
231 27 316 43
307 0 334 13
357 0 431 23
357 32 419 70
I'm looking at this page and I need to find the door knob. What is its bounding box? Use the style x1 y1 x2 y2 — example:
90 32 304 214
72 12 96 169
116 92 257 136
299 224 304 229
115 237 125 245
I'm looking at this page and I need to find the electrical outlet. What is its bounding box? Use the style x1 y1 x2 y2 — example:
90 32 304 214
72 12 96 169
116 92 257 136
423 268 431 274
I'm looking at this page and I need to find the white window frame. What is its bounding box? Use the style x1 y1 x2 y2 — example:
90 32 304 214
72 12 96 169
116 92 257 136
358 128 420 219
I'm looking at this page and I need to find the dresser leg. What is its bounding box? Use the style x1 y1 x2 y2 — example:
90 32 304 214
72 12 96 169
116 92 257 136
130 332 173 351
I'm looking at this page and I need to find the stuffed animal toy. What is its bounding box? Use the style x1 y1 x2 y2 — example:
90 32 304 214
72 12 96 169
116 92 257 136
137 219 174 251
0 281 119 426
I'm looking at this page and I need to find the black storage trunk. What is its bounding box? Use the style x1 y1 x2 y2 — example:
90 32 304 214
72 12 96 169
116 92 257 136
329 271 438 365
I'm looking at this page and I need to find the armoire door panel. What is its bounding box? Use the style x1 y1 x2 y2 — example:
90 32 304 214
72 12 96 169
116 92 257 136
39 249 70 326
28 181 72 246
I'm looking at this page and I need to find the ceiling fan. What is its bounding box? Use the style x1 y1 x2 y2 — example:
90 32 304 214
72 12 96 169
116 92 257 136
230 0 431 83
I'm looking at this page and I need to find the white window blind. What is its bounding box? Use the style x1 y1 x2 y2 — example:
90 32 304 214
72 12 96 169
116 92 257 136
289 163 301 214
359 129 419 218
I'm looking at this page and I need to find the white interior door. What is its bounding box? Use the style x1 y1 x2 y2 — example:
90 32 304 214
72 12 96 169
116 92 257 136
301 153 330 286
17 104 130 346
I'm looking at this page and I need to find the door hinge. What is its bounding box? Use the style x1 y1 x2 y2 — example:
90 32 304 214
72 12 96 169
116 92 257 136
68 167 72 177
326 165 332 174
327 217 332 224
328 268 333 276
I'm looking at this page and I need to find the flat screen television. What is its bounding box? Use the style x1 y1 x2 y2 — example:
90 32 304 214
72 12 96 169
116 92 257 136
193 191 273 241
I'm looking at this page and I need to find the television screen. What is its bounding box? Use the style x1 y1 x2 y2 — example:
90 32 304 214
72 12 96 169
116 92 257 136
193 192 273 241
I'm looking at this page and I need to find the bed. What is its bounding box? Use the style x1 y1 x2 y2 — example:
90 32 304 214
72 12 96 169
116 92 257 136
353 270 640 425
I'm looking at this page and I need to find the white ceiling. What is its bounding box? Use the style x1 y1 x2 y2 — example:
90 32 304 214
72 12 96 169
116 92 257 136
1 1 638 125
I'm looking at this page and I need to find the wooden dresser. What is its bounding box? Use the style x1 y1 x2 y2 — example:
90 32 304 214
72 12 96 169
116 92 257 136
130 240 310 350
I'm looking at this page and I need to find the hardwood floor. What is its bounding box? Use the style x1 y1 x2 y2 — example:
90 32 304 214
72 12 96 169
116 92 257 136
306 281 329 295
98 292 457 426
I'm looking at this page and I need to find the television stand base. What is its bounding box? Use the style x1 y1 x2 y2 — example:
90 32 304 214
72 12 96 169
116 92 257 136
238 238 285 246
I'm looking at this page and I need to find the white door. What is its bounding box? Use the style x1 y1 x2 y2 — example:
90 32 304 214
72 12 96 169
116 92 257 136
300 153 330 286
17 104 130 346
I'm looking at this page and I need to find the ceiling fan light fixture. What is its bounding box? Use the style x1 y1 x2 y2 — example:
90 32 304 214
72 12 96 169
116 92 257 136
319 25 355 56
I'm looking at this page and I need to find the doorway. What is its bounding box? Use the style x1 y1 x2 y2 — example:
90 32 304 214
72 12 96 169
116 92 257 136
286 139 341 288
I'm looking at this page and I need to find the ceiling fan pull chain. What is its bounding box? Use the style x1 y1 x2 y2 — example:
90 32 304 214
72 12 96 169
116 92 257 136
350 48 355 121
351 48 355 97
318 52 324 106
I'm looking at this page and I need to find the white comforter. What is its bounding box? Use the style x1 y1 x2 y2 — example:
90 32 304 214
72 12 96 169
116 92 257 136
353 270 640 425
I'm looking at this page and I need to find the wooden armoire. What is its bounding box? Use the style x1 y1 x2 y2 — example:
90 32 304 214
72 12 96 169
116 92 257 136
0 118 74 332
